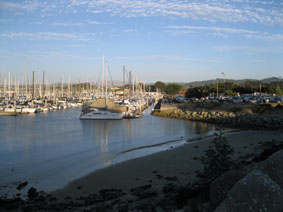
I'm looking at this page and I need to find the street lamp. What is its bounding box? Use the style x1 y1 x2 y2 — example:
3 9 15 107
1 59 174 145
221 72 226 96
216 78 218 98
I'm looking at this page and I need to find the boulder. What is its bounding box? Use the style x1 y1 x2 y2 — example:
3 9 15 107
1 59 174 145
16 181 28 191
214 170 283 212
99 188 125 200
27 187 38 200
255 150 283 188
209 170 245 206
130 184 156 199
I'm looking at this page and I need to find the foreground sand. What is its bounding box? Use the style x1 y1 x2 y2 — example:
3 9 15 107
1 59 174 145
54 130 283 199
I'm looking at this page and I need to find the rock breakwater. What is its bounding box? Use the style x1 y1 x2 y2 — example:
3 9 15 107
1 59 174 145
152 109 283 130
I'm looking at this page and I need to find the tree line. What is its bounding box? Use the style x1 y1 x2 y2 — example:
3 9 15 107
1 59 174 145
152 80 283 97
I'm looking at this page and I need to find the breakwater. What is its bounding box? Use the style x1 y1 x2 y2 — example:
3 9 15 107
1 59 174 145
152 108 283 130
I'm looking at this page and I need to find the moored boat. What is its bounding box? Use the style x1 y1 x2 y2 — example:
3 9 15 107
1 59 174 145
79 109 123 120
0 111 17 116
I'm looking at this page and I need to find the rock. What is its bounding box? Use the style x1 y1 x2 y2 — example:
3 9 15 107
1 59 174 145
99 188 125 200
22 203 39 212
156 206 166 212
114 202 128 212
163 183 178 193
17 181 28 190
0 198 20 210
165 176 178 181
83 194 104 206
130 184 156 199
209 170 245 206
157 195 177 211
28 187 38 200
255 150 283 188
215 170 283 212
196 201 215 212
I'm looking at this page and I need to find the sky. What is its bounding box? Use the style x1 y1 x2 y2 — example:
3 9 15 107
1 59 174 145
0 0 283 83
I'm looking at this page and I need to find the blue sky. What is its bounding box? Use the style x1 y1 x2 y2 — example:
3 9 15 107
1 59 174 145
0 0 283 83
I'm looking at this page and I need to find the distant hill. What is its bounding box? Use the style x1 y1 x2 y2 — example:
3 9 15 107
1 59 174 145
79 77 282 87
179 77 282 87
261 77 281 84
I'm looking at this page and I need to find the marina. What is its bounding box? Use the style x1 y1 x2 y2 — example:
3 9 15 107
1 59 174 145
0 56 161 119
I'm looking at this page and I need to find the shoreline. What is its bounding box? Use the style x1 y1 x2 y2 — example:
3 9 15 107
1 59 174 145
1 129 283 211
152 105 283 130
0 130 218 199
112 128 240 167
53 129 283 199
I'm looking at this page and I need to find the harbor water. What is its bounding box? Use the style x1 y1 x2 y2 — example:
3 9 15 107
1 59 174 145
0 107 216 197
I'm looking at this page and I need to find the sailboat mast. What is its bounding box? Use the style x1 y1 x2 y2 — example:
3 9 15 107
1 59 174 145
43 70 45 97
8 72 10 100
105 62 108 108
102 55 104 98
32 71 35 99
61 73 64 98
123 65 125 101
68 76 71 98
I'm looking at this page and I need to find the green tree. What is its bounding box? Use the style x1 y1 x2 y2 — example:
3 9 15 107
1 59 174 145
165 83 182 95
154 81 166 93
200 129 235 182
225 89 235 96
185 87 205 99
273 85 283 96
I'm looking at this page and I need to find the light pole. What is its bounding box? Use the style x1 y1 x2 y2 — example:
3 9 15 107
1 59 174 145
221 72 226 96
216 78 218 98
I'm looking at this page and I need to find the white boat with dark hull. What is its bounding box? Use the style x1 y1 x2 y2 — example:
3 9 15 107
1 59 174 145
80 55 125 120
4 107 37 114
21 107 38 113
79 109 123 120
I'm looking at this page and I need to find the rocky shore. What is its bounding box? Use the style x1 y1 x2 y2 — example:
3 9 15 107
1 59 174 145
152 108 283 130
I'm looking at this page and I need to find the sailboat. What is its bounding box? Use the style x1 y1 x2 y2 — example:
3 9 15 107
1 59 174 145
79 108 123 120
79 56 124 120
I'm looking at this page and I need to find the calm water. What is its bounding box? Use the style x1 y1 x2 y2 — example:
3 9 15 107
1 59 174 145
0 107 216 197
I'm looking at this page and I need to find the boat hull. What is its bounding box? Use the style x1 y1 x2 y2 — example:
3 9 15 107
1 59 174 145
79 116 123 120
79 110 123 120
0 111 17 116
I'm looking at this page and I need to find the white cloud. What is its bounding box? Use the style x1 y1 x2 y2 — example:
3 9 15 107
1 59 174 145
213 45 283 54
1 0 282 26
67 44 88 47
144 55 182 60
31 21 43 25
124 29 137 33
166 25 283 42
52 22 84 27
167 25 259 35
49 52 99 60
88 21 106 24
0 32 95 41
165 30 195 36
48 21 106 27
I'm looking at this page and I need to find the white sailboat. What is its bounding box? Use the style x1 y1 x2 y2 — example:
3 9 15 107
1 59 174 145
79 55 124 120
79 108 123 120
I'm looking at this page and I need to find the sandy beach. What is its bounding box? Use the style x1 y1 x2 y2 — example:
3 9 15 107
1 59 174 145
54 130 283 200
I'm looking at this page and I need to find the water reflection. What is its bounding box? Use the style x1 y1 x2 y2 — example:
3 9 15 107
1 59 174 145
185 121 216 135
96 121 109 153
